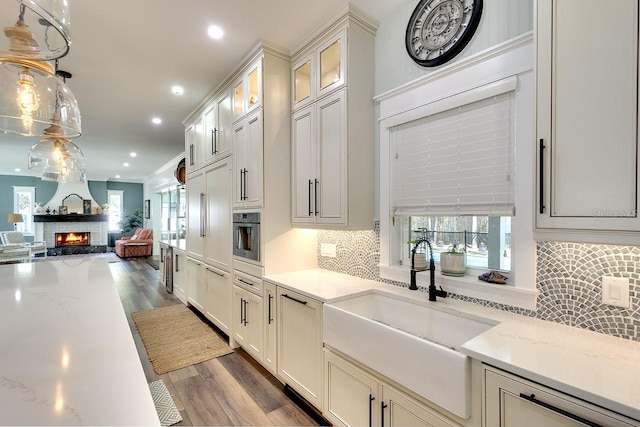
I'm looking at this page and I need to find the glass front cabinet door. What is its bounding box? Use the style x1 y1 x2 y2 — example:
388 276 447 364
292 54 313 110
233 57 262 121
316 29 345 99
291 30 346 111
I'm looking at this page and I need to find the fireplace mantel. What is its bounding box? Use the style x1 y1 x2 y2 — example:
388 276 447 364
34 214 109 223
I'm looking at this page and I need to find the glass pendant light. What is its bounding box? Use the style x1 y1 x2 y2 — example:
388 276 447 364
0 0 79 137
28 62 86 184
0 59 81 137
1 0 71 61
28 121 87 183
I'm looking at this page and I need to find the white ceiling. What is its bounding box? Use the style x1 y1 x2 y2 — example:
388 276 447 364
0 0 405 182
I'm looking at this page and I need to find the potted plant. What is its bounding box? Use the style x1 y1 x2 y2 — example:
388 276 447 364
117 209 143 236
440 242 466 276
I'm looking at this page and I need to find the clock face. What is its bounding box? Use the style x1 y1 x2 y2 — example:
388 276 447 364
405 0 483 67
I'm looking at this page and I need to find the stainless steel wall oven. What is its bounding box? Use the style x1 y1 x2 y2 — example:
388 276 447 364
233 212 260 262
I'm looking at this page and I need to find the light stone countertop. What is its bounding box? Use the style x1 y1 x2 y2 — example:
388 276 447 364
0 259 160 426
264 268 640 421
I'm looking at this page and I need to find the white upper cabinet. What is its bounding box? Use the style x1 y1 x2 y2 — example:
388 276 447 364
290 8 377 229
233 57 262 122
535 0 640 243
316 29 346 99
233 110 263 209
185 117 204 174
292 29 346 112
292 54 314 110
203 91 233 164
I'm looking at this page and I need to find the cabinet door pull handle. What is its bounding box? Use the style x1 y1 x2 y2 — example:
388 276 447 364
211 129 216 154
243 168 248 200
243 299 249 325
381 401 388 427
237 278 254 286
206 267 224 277
369 394 375 427
240 298 245 323
282 294 308 305
240 169 244 202
175 254 179 272
200 193 206 237
314 179 319 216
308 179 313 216
268 294 273 324
539 139 545 214
189 144 195 166
213 128 218 154
519 394 602 427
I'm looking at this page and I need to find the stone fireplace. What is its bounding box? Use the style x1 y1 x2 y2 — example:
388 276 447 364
34 181 110 256
34 215 109 256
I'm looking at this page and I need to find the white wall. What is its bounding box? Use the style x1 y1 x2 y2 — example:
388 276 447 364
375 0 533 95
143 154 184 256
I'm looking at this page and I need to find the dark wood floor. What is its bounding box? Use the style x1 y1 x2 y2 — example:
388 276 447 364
109 257 322 426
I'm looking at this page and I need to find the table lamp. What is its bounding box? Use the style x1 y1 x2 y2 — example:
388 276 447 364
7 213 24 230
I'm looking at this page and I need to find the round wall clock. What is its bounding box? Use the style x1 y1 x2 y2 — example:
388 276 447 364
405 0 483 67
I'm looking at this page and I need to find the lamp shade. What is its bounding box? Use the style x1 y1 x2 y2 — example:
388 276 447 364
0 60 81 137
0 0 71 62
7 213 23 223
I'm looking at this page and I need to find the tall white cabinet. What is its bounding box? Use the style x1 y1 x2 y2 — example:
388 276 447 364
535 0 640 243
290 9 377 229
184 40 316 357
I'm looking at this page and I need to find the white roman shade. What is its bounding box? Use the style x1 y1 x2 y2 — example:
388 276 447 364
391 86 516 217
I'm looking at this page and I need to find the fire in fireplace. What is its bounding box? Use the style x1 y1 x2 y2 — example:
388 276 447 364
56 232 90 247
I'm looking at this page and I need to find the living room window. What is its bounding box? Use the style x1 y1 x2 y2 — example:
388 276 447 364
107 190 124 232
13 186 35 235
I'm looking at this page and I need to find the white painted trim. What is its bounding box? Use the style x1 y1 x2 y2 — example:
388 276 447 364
375 32 534 104
379 265 539 311
378 34 537 311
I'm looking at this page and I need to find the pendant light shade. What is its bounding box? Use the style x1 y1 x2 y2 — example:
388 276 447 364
28 122 87 183
0 60 81 137
1 0 71 62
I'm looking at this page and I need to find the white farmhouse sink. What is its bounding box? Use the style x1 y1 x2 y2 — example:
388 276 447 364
323 291 498 419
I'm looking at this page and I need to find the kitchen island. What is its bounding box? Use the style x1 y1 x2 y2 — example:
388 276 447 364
0 258 159 425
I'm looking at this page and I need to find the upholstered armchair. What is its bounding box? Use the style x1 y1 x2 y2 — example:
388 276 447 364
115 228 153 258
0 231 47 258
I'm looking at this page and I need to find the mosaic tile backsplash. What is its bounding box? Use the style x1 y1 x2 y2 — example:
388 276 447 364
317 224 640 341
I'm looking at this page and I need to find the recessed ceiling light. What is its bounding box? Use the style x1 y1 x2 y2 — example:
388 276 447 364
171 85 184 95
152 117 162 125
207 24 224 40
130 152 137 158
123 162 130 167
14 168 20 172
115 175 120 179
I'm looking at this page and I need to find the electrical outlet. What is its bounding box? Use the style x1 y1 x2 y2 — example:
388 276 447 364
602 276 630 308
320 243 337 258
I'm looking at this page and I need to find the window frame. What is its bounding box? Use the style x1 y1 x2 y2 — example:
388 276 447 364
13 186 35 235
107 190 124 232
376 34 538 310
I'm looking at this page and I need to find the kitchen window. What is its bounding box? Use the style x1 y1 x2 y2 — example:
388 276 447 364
377 36 538 310
402 216 511 272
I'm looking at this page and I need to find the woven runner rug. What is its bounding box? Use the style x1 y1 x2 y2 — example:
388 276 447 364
132 304 233 375
149 379 182 426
